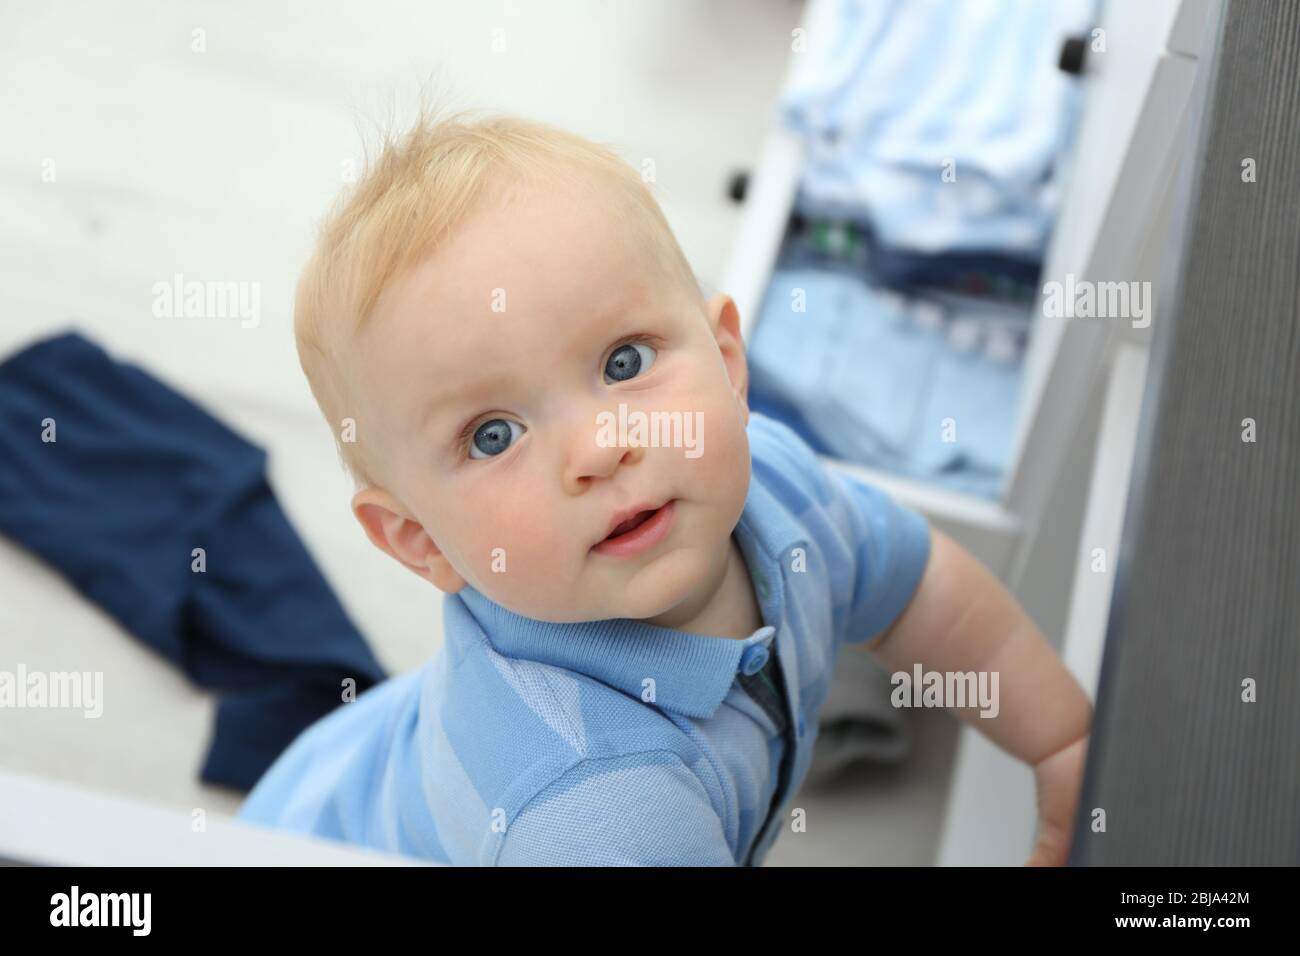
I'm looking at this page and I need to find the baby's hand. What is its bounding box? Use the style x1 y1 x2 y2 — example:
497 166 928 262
1024 735 1089 866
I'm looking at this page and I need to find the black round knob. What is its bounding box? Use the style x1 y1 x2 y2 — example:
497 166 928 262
1059 35 1088 75
727 170 749 204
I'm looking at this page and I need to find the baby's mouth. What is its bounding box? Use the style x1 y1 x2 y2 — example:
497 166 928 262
591 499 678 557
605 509 658 540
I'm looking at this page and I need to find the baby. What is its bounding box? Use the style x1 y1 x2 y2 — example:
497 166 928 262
237 109 1093 866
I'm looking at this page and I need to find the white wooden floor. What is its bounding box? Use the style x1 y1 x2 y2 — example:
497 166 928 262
0 0 960 865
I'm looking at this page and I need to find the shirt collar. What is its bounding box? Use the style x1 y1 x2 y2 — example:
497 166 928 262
452 459 807 719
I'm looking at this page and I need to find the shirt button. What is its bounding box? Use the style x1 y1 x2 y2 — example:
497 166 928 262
739 644 769 676
798 717 806 737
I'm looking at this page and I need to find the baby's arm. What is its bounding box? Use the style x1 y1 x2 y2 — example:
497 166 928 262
861 526 1093 865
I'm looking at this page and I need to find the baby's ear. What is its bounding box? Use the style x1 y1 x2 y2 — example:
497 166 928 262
706 292 750 412
351 487 466 593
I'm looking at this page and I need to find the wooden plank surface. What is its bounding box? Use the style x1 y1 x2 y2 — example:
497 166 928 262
1071 0 1300 865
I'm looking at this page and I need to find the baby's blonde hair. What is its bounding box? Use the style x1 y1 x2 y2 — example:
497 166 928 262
294 106 702 489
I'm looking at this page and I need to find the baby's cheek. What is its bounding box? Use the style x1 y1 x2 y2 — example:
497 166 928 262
472 491 561 585
690 400 751 529
687 393 748 474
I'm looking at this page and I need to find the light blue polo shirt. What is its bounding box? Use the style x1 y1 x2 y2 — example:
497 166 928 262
236 411 932 865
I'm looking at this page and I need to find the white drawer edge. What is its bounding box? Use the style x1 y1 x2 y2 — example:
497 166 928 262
821 454 1023 537
720 127 805 344
0 766 431 866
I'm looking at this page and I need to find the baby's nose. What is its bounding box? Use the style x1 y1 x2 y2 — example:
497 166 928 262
564 412 646 488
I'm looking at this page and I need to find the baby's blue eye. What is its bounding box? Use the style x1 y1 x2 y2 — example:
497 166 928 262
468 418 525 459
605 342 657 383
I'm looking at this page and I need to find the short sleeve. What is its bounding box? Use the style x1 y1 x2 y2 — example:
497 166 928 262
493 751 735 866
822 467 933 645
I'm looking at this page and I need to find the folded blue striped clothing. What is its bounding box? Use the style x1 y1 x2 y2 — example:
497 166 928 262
781 0 1096 259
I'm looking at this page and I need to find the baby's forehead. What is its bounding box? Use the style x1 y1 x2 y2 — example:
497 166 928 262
428 275 662 352
364 181 699 365
399 239 671 333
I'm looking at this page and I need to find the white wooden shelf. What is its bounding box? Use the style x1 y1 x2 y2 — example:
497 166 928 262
719 0 1209 866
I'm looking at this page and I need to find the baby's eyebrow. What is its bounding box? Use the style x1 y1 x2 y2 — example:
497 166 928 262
419 365 515 432
418 323 585 434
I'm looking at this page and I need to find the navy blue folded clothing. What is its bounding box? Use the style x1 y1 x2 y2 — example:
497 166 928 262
788 215 1041 302
0 331 387 791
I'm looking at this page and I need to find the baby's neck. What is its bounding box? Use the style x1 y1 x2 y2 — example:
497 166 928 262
645 534 765 640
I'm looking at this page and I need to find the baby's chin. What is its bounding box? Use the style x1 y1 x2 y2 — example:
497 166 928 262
479 541 711 624
591 544 715 622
